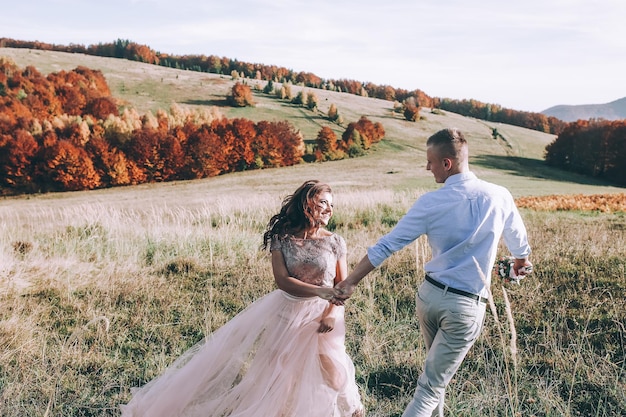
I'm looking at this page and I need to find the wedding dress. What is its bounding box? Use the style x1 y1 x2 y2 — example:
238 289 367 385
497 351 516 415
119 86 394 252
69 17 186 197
120 233 363 417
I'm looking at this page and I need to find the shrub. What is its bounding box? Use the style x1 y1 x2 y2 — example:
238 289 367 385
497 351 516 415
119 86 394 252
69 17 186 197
228 82 255 107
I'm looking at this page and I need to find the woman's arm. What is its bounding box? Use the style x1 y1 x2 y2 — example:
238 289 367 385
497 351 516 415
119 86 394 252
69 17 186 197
318 253 348 332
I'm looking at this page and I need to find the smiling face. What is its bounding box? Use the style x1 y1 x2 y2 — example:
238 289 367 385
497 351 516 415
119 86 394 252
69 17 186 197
311 191 334 226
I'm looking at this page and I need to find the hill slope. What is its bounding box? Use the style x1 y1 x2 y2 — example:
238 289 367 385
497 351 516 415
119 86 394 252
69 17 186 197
0 47 622 207
542 97 626 122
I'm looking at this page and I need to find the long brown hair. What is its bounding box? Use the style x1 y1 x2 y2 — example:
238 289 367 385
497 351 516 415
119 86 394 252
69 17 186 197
262 180 332 250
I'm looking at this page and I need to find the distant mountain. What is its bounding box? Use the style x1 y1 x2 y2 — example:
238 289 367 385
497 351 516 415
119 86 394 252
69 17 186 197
541 97 626 122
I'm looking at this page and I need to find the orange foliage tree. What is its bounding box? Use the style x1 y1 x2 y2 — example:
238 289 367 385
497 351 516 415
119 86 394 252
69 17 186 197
0 57 381 195
183 122 223 178
228 82 255 107
255 121 304 167
85 97 118 119
42 140 101 191
85 134 136 186
314 126 343 161
0 129 40 193
340 116 385 152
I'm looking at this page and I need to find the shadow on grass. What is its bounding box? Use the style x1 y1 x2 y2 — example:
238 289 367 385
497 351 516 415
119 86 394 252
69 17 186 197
182 98 230 106
364 365 417 400
471 155 618 187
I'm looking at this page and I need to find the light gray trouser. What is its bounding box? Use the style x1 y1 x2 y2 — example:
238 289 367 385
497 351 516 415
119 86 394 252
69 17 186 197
402 279 487 417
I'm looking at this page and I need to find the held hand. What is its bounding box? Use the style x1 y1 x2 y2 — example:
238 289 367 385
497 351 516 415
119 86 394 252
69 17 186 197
332 280 355 305
316 287 338 301
513 258 533 277
317 316 335 333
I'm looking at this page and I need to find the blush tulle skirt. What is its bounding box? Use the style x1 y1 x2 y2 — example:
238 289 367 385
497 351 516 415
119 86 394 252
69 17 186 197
120 290 364 417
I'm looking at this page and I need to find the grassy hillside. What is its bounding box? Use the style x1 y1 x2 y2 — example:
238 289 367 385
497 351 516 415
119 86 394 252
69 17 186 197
0 48 624 417
1 47 623 203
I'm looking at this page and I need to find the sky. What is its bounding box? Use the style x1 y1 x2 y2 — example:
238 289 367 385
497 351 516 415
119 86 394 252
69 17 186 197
2 0 625 113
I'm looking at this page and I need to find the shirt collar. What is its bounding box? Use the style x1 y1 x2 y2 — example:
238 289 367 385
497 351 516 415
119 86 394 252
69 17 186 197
444 171 477 185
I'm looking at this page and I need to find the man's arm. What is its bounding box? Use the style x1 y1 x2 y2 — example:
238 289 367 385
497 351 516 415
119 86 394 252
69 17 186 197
332 255 375 304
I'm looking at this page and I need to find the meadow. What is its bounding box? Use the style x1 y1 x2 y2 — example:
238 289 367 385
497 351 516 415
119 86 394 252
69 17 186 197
1 184 624 416
0 48 625 416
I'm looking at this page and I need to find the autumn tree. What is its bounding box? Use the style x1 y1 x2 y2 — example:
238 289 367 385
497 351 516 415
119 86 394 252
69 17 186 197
230 118 258 170
314 126 344 161
42 140 101 191
183 122 222 178
85 97 118 119
306 92 318 110
341 116 385 151
209 118 241 173
255 121 304 167
124 126 185 182
292 90 305 106
545 119 626 185
403 103 420 122
328 103 339 122
0 129 40 194
277 84 292 101
228 82 255 107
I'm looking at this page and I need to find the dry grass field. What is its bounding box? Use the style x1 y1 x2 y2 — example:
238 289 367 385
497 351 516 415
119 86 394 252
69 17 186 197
0 48 624 416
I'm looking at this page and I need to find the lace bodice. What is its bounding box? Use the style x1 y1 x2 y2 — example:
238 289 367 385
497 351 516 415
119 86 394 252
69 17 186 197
270 234 347 288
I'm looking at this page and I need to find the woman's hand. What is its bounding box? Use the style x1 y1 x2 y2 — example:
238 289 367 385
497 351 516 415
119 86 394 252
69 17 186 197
316 287 338 301
318 316 335 333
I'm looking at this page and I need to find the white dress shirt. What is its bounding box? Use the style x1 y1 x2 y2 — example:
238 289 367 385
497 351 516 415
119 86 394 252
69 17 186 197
367 172 531 298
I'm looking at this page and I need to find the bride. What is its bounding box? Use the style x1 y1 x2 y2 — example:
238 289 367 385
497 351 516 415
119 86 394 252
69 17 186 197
120 180 364 417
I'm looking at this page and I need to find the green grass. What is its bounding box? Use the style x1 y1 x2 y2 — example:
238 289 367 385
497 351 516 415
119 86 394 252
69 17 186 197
0 48 625 416
1 194 624 416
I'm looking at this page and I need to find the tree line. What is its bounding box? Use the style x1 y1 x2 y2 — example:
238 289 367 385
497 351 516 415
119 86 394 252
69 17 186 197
434 98 567 135
0 58 384 195
545 119 626 186
1 38 568 134
1 39 622 188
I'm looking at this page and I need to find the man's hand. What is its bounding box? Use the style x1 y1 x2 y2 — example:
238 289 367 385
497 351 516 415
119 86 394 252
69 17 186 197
513 258 533 277
331 280 355 305
330 255 375 305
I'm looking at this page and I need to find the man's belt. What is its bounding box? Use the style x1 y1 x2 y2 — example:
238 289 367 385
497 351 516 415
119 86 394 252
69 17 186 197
425 274 488 304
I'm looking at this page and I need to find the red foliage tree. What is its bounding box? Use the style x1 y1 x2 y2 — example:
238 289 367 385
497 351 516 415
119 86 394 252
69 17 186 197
43 140 101 191
85 97 118 119
255 121 304 167
0 129 39 193
341 116 385 151
230 118 258 170
183 122 223 178
73 66 112 98
124 127 185 182
84 133 141 187
159 133 185 181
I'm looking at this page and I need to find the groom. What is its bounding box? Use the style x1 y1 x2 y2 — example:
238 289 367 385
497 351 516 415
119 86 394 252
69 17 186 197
332 128 532 416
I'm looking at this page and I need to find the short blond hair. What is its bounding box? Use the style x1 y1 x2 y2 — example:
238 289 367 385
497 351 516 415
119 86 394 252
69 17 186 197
426 128 467 160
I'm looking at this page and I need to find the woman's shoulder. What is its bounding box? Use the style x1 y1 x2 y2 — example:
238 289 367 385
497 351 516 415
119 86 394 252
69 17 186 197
328 231 344 242
270 233 291 250
327 232 346 253
318 229 342 240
